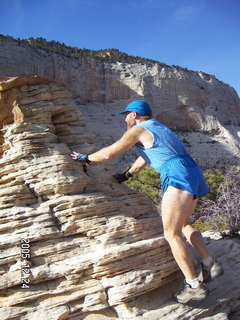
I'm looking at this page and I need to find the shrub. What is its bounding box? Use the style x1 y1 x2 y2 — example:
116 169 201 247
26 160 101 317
202 170 224 201
125 166 160 204
196 173 240 237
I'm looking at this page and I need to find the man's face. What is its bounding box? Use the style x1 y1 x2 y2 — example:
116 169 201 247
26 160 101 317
125 111 136 129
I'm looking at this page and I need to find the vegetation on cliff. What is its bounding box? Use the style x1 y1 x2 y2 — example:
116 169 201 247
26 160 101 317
2 34 163 65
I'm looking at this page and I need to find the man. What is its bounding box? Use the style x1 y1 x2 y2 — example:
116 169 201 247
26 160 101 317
71 100 223 304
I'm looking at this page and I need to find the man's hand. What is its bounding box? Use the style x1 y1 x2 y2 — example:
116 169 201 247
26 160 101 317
113 168 133 184
71 151 91 164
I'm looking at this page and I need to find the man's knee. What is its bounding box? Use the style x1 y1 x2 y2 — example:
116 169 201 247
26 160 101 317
182 224 200 237
164 228 182 244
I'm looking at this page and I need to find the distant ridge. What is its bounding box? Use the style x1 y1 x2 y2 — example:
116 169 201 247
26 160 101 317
2 33 208 74
2 34 229 85
1 34 161 63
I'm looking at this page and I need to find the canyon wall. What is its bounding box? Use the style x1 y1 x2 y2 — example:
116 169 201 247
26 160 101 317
0 35 240 129
0 35 239 170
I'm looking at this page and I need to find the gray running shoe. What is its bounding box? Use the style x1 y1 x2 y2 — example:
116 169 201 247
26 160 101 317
201 260 224 283
173 281 208 304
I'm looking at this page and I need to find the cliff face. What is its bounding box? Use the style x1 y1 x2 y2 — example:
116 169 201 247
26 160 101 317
0 35 239 169
0 35 239 128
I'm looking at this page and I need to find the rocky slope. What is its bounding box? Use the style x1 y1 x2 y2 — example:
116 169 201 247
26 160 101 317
0 76 240 320
0 35 239 169
0 76 176 319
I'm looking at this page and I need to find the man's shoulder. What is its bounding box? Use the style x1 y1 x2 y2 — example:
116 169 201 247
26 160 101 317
121 126 145 143
127 125 146 136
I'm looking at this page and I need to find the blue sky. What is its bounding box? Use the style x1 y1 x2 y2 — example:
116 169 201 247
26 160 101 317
1 0 240 96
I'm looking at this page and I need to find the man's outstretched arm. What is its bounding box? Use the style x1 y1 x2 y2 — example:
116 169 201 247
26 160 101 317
71 126 144 162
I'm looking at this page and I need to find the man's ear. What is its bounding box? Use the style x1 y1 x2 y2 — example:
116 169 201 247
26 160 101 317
132 111 138 119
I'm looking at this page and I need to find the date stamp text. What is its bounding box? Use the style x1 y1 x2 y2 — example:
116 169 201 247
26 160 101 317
20 238 31 289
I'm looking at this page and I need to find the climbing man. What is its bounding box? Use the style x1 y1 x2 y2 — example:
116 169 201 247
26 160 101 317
71 100 223 304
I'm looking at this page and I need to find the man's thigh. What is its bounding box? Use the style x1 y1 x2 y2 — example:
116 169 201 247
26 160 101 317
161 186 196 234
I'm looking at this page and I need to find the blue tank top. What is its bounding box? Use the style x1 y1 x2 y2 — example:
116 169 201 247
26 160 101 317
135 119 189 173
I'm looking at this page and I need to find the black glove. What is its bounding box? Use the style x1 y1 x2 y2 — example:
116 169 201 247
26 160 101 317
113 168 133 184
76 154 91 164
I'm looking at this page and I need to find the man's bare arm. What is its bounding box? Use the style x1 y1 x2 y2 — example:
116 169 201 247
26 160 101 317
129 156 147 175
87 127 144 162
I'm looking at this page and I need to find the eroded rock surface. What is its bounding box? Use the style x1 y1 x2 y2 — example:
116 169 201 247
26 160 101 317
0 76 178 320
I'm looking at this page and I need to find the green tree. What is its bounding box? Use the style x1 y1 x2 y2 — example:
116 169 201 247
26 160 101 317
125 166 160 204
202 170 224 201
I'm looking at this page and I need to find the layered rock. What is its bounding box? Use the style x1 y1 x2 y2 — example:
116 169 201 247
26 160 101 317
115 232 240 320
0 76 178 320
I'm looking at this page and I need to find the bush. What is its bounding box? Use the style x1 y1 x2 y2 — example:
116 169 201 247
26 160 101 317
192 170 224 219
125 166 160 204
196 174 240 237
202 170 224 201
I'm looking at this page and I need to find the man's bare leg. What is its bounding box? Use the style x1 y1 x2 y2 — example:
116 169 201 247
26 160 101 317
182 224 210 261
161 186 205 280
161 186 210 303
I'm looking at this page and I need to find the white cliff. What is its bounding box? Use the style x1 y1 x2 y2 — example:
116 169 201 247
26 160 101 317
0 35 239 169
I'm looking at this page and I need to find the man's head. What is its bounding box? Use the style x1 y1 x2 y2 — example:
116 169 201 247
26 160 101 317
119 100 152 116
119 100 153 129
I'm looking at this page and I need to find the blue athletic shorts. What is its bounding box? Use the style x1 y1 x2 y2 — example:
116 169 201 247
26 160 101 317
159 155 209 199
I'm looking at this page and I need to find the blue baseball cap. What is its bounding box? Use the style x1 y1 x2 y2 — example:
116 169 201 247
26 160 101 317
119 100 152 116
